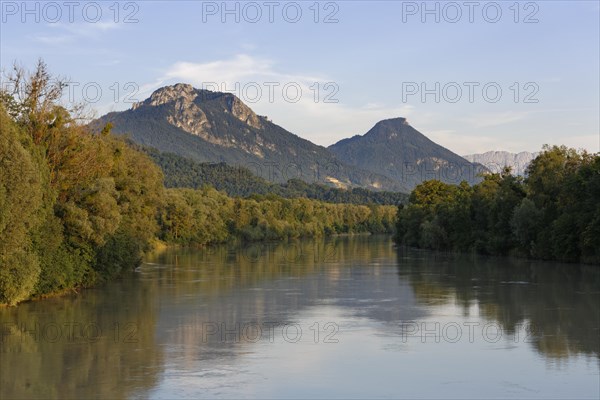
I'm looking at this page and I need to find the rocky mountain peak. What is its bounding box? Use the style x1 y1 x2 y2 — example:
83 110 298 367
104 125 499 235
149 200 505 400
132 84 262 130
92 85 409 192
376 117 409 126
366 117 412 141
147 83 197 107
328 118 482 189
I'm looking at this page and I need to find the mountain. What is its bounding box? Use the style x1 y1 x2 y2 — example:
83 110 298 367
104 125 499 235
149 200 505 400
91 84 409 192
328 118 485 190
463 151 538 176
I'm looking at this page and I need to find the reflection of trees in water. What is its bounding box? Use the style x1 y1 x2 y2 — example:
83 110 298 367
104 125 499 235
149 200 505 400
1 235 407 399
144 235 396 296
14 236 588 398
146 235 425 358
396 247 600 360
0 276 164 400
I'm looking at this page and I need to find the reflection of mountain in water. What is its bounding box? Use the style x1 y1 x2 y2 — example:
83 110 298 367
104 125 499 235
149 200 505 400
396 247 600 360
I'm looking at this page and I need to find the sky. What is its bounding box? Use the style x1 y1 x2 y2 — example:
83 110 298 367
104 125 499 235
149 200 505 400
1 0 599 154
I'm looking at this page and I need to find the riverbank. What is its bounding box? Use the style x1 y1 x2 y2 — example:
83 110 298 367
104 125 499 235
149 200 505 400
395 147 600 265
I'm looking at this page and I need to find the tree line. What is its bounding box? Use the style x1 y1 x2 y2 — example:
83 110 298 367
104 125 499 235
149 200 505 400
143 147 408 205
395 146 600 264
0 61 396 305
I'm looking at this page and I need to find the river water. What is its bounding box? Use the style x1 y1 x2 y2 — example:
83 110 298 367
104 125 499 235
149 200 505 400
1 235 598 399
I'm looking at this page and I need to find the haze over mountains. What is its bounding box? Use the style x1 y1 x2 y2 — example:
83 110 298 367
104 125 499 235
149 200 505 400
93 84 485 193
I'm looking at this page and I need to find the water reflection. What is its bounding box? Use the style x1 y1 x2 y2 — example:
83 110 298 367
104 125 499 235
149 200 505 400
396 247 600 360
1 236 598 399
0 276 164 399
146 237 426 358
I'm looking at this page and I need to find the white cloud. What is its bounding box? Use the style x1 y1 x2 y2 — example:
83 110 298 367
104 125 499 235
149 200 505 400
163 55 327 89
164 55 276 85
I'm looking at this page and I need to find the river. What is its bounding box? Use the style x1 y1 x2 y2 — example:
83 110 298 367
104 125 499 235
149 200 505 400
1 235 598 399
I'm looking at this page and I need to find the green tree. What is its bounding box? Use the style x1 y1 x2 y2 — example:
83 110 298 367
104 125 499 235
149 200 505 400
0 105 44 304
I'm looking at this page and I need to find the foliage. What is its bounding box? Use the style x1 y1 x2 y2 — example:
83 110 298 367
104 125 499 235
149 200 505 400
0 61 165 305
395 146 600 264
0 104 44 304
142 147 408 205
158 187 397 246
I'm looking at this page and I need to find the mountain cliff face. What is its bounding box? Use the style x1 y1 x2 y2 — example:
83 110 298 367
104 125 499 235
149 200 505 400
462 151 538 176
328 118 485 189
92 84 408 192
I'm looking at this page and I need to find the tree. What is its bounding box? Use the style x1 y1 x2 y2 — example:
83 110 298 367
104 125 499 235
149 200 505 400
0 61 165 304
395 147 599 264
510 198 542 256
0 105 44 304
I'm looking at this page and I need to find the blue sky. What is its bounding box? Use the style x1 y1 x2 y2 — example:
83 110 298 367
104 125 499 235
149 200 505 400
1 0 599 154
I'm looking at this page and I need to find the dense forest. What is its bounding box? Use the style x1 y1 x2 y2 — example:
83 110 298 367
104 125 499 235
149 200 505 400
143 147 408 205
0 62 396 305
395 146 600 264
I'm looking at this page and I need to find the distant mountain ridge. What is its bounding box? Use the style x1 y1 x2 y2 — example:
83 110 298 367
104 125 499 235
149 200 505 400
463 151 538 176
92 84 409 192
328 118 485 189
92 84 488 193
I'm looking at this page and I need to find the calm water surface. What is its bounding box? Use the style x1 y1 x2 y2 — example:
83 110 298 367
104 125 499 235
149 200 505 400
1 236 599 399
